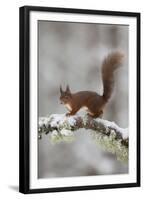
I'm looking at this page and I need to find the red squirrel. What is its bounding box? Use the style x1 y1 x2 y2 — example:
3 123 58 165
60 52 124 118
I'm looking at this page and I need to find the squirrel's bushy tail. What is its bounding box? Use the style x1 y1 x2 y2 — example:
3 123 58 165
102 52 124 101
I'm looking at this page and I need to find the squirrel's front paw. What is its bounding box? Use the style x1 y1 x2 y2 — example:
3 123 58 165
66 113 70 117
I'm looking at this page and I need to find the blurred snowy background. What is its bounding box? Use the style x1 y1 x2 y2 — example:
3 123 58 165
38 20 128 178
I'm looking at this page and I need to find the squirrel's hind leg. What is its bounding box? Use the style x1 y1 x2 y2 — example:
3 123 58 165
87 110 103 118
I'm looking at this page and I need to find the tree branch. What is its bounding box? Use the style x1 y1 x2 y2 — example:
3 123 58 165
38 114 128 162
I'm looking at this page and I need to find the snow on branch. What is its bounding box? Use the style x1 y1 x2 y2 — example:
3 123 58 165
38 114 128 162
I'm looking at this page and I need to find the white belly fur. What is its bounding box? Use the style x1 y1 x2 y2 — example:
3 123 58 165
65 104 90 113
82 106 88 111
65 103 72 111
82 106 93 115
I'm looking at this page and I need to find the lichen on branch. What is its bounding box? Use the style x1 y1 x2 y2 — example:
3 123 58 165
38 114 128 162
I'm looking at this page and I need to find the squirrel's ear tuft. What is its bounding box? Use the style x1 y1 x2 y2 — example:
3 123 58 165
66 85 71 93
60 85 63 94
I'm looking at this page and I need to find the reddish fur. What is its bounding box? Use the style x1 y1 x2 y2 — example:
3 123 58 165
60 52 124 118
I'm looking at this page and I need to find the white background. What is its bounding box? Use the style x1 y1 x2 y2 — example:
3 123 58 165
0 0 143 199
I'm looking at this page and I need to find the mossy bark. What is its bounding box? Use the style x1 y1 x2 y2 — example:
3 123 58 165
38 114 128 162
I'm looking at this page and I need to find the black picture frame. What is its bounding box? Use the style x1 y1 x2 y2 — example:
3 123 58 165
19 5 141 194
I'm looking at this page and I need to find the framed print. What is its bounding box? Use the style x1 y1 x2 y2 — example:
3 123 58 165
19 6 140 194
